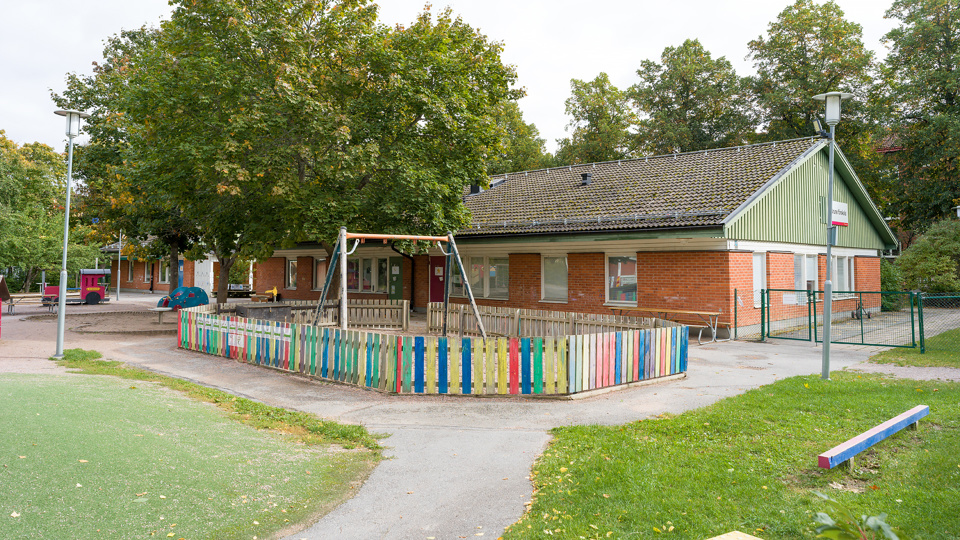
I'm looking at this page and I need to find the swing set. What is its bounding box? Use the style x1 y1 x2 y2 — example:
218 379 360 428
314 228 487 339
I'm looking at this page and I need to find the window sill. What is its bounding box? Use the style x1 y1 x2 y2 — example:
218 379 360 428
604 302 637 307
540 299 568 304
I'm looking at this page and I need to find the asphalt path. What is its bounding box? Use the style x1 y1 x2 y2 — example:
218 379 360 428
1 296 926 539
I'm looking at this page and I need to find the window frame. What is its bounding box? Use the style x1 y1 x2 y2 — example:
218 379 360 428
833 255 856 296
127 259 133 282
312 258 326 291
346 257 390 293
145 261 154 283
605 254 638 305
451 255 510 300
791 254 819 305
158 262 170 284
285 258 298 290
752 252 766 308
541 255 568 303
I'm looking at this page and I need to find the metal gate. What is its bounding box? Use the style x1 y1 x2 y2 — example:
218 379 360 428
760 289 922 349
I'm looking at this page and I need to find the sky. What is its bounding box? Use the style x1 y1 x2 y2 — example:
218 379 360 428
0 0 898 154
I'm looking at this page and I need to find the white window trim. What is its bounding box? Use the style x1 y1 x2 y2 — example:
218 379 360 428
312 257 326 291
832 256 856 298
127 259 133 282
158 262 170 284
541 255 568 303
604 254 638 306
145 261 154 282
451 255 509 300
285 258 297 290
752 252 766 308
346 257 390 294
790 254 819 305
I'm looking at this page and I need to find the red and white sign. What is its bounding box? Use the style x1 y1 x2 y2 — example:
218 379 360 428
832 201 849 227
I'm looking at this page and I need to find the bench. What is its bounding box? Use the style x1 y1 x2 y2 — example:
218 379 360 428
612 306 730 345
818 405 929 470
149 307 174 323
5 293 59 315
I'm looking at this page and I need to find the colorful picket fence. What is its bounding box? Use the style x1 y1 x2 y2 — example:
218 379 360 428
178 309 688 396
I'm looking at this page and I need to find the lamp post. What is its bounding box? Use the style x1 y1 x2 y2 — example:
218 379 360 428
53 109 89 358
812 92 852 380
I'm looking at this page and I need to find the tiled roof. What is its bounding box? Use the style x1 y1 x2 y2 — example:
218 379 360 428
461 137 824 236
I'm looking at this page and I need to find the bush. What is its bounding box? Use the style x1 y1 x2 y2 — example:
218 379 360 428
880 260 904 311
897 218 960 293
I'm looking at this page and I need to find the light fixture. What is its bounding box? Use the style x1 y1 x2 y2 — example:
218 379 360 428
812 92 853 126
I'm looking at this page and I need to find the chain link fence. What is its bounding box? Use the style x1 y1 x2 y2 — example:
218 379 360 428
917 293 960 355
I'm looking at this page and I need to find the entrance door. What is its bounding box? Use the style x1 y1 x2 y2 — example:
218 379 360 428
177 260 184 288
388 257 403 300
429 256 446 303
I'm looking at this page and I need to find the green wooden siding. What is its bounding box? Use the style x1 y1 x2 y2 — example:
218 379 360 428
724 152 887 249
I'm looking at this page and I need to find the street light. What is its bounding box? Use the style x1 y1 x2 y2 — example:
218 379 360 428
53 109 89 358
812 92 852 380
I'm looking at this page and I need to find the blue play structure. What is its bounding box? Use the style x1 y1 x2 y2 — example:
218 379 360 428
158 287 209 310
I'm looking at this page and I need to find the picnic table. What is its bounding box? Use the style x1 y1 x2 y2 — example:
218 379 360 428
611 306 730 345
4 292 68 315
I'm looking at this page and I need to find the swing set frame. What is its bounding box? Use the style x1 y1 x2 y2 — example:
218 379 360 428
314 228 487 339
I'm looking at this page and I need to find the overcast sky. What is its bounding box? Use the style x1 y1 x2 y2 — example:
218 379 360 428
0 0 897 154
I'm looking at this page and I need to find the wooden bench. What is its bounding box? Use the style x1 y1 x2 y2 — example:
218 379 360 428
5 293 60 315
611 306 730 345
818 405 929 470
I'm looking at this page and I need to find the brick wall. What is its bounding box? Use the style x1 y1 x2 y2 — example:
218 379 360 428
636 251 734 323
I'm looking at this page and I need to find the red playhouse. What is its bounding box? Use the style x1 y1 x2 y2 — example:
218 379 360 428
43 269 112 305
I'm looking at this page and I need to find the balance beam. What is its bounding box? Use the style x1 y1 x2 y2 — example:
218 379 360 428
818 405 929 469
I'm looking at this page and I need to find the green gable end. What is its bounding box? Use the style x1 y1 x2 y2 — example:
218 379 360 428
723 146 898 251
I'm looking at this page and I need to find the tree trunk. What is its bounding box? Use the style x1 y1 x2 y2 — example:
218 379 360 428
215 254 236 304
20 268 37 293
169 243 180 294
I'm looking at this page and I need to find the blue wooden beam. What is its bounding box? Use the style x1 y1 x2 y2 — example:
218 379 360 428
818 405 929 469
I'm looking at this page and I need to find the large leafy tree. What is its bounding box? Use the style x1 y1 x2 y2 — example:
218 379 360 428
748 0 875 141
896 218 960 292
629 39 755 155
486 101 553 175
555 73 634 165
0 132 99 292
881 0 960 232
55 28 198 294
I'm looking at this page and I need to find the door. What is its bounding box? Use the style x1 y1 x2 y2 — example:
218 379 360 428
429 256 446 303
388 257 403 300
177 260 184 288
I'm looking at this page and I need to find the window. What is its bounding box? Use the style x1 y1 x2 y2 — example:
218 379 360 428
286 258 297 289
452 256 510 299
607 255 637 304
145 262 154 282
127 259 133 282
542 256 568 302
791 254 819 304
834 256 856 294
346 257 389 293
752 252 766 308
313 258 326 291
159 263 171 284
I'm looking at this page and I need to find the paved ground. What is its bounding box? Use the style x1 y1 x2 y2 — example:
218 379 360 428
3 296 956 539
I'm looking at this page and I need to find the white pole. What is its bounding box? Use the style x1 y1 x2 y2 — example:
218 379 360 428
339 227 348 331
54 136 76 358
116 230 122 301
822 124 836 380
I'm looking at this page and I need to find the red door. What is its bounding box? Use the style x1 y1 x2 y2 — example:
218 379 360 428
429 257 446 303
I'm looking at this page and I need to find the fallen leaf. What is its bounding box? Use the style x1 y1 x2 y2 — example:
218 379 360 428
11 511 20 518
76 484 82 488
78 460 88 463
159 495 166 499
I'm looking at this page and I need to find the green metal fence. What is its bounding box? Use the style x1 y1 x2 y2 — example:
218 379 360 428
758 289 922 349
917 293 960 356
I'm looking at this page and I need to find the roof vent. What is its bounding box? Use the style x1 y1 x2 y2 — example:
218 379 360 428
580 173 592 186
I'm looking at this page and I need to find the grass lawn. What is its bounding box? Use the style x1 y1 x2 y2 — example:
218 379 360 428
870 327 960 367
0 349 380 539
504 372 960 539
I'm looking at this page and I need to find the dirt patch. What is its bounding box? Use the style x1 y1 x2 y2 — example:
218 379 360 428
25 311 178 335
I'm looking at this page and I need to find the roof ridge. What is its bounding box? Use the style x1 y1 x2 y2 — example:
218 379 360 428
487 136 822 181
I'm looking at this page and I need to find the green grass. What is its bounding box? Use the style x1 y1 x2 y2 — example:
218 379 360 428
53 348 381 450
871 327 960 367
0 349 382 539
504 372 960 539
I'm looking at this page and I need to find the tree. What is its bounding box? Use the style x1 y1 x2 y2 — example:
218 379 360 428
555 73 634 165
0 131 99 292
897 218 960 292
748 0 875 141
486 101 553 175
629 39 755 154
881 0 960 232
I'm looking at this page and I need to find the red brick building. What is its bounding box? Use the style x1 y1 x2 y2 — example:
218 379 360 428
256 137 898 333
